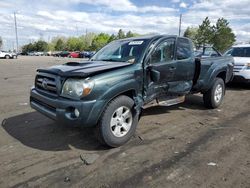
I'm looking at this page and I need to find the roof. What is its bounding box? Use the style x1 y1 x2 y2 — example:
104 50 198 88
233 44 250 48
118 34 178 41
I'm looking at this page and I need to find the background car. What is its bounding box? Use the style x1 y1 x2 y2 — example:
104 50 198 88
69 51 80 58
51 51 61 57
0 51 17 59
224 44 250 83
79 51 96 58
59 51 70 57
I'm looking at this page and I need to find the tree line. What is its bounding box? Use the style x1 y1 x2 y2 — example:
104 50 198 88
20 17 236 53
184 17 236 52
22 29 139 54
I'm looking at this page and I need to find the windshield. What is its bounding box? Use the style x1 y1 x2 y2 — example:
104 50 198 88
91 39 149 63
231 47 250 57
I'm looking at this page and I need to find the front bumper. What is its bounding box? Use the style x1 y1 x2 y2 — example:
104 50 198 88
30 88 105 127
232 75 250 83
233 70 250 83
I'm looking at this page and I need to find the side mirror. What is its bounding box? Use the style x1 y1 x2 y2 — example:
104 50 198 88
148 65 160 82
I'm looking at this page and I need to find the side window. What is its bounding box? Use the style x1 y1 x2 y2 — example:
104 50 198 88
176 38 192 60
151 39 175 64
204 47 219 57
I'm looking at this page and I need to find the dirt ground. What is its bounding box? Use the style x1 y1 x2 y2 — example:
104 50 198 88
0 56 249 188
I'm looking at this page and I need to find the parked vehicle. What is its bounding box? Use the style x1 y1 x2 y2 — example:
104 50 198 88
27 52 35 56
224 44 250 83
79 51 95 58
59 51 70 57
45 51 52 56
69 51 80 58
36 52 44 56
0 51 17 59
19 52 28 56
30 35 234 147
79 51 88 58
51 51 61 57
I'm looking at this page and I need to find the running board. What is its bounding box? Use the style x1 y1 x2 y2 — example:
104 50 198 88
143 96 185 109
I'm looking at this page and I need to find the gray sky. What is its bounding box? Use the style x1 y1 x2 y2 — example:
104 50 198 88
0 0 250 50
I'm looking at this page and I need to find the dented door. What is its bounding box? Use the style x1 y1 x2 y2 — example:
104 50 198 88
144 38 177 102
144 37 195 102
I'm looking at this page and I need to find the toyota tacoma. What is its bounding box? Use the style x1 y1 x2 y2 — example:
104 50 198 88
30 35 234 147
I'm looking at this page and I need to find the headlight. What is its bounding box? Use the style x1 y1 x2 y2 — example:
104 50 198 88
61 78 94 98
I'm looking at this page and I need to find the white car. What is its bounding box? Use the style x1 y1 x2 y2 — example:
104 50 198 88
225 44 250 83
0 51 17 59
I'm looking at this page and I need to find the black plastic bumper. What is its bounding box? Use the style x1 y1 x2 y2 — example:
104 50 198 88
232 75 250 83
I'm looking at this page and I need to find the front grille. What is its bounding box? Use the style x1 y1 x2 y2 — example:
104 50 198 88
35 73 59 95
233 64 245 72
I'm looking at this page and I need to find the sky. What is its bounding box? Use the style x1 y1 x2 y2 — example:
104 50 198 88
0 0 250 50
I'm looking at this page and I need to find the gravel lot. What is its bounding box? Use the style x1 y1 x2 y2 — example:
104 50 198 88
0 56 249 188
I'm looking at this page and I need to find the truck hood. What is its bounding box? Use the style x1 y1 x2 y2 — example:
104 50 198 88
233 57 250 65
37 61 132 77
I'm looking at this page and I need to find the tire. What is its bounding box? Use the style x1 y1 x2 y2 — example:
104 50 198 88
5 55 10 59
95 95 138 147
203 78 225 109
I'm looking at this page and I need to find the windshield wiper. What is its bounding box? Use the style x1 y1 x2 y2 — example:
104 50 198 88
101 59 117 61
99 59 124 62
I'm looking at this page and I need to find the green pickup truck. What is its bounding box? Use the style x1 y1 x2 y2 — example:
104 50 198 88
30 35 234 147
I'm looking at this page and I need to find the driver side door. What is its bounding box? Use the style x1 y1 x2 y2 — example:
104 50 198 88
144 38 177 102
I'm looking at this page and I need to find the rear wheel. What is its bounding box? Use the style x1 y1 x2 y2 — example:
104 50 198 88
95 95 138 147
5 55 10 59
203 78 225 109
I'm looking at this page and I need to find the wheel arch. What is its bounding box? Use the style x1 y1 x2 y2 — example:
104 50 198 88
216 71 227 82
89 88 138 126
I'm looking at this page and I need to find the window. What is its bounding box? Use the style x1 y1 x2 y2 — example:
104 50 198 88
150 39 175 64
231 47 250 57
203 47 219 57
92 39 149 62
176 38 192 60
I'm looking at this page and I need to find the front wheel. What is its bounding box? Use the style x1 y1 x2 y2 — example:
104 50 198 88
95 95 138 147
5 55 10 59
203 78 225 109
